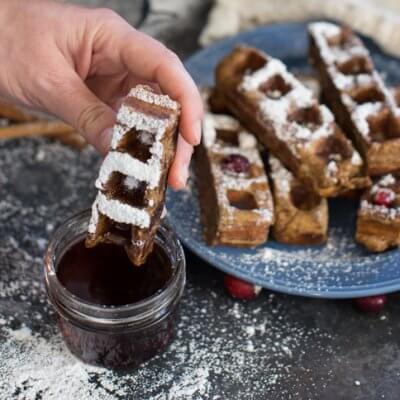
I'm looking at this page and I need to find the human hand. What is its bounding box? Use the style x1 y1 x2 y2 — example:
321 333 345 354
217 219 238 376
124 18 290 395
0 0 203 189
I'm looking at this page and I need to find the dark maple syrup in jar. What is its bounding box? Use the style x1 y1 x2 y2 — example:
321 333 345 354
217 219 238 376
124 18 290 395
44 212 185 370
57 240 171 306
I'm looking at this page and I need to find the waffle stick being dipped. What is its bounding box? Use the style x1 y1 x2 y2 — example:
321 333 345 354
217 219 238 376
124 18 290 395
86 85 180 266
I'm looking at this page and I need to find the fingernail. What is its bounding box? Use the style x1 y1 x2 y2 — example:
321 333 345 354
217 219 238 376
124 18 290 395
193 120 202 145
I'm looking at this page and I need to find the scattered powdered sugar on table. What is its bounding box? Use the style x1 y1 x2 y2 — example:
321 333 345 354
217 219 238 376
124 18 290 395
0 325 111 400
0 287 335 400
0 137 336 399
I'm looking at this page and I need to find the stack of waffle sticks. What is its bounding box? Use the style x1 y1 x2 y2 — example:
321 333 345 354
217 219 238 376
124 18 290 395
195 22 400 252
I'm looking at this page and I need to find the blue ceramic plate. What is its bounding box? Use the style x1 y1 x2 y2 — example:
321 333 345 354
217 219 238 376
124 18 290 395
166 22 400 299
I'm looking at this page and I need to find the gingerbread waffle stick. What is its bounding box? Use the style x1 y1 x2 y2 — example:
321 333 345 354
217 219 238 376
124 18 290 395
86 85 180 266
309 22 400 176
356 174 400 252
268 155 328 245
196 110 274 246
216 46 371 197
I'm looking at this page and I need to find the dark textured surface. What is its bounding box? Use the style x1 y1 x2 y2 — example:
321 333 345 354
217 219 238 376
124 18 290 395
0 1 399 399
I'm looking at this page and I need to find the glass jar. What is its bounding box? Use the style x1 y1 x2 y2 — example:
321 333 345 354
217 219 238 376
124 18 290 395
44 210 185 369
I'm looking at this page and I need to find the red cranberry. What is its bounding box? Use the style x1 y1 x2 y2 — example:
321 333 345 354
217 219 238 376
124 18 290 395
354 295 387 313
224 274 261 300
374 190 394 207
221 154 250 174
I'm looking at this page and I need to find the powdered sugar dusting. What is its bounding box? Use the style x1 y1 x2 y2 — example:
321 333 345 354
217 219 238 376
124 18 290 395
309 21 400 142
95 192 151 228
96 147 164 190
238 131 258 149
360 199 400 220
309 22 341 62
202 112 274 224
0 185 336 400
0 135 336 399
334 73 373 91
379 174 396 187
326 160 339 181
0 287 335 400
87 198 100 234
239 55 336 157
202 113 241 148
116 106 169 137
235 50 363 190
89 85 178 235
268 155 293 195
129 84 179 111
351 150 363 166
360 174 400 221
124 175 140 190
352 102 383 141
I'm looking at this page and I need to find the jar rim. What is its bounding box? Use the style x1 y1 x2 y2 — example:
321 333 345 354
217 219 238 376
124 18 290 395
44 209 186 330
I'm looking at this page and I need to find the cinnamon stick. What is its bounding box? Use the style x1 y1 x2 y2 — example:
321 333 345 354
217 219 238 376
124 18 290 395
0 100 88 150
0 120 74 140
0 101 38 122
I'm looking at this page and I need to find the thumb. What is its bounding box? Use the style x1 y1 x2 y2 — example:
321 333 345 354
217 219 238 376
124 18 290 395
43 72 115 154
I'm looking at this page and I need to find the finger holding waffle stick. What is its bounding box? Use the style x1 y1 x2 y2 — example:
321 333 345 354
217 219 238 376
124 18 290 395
86 85 180 266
